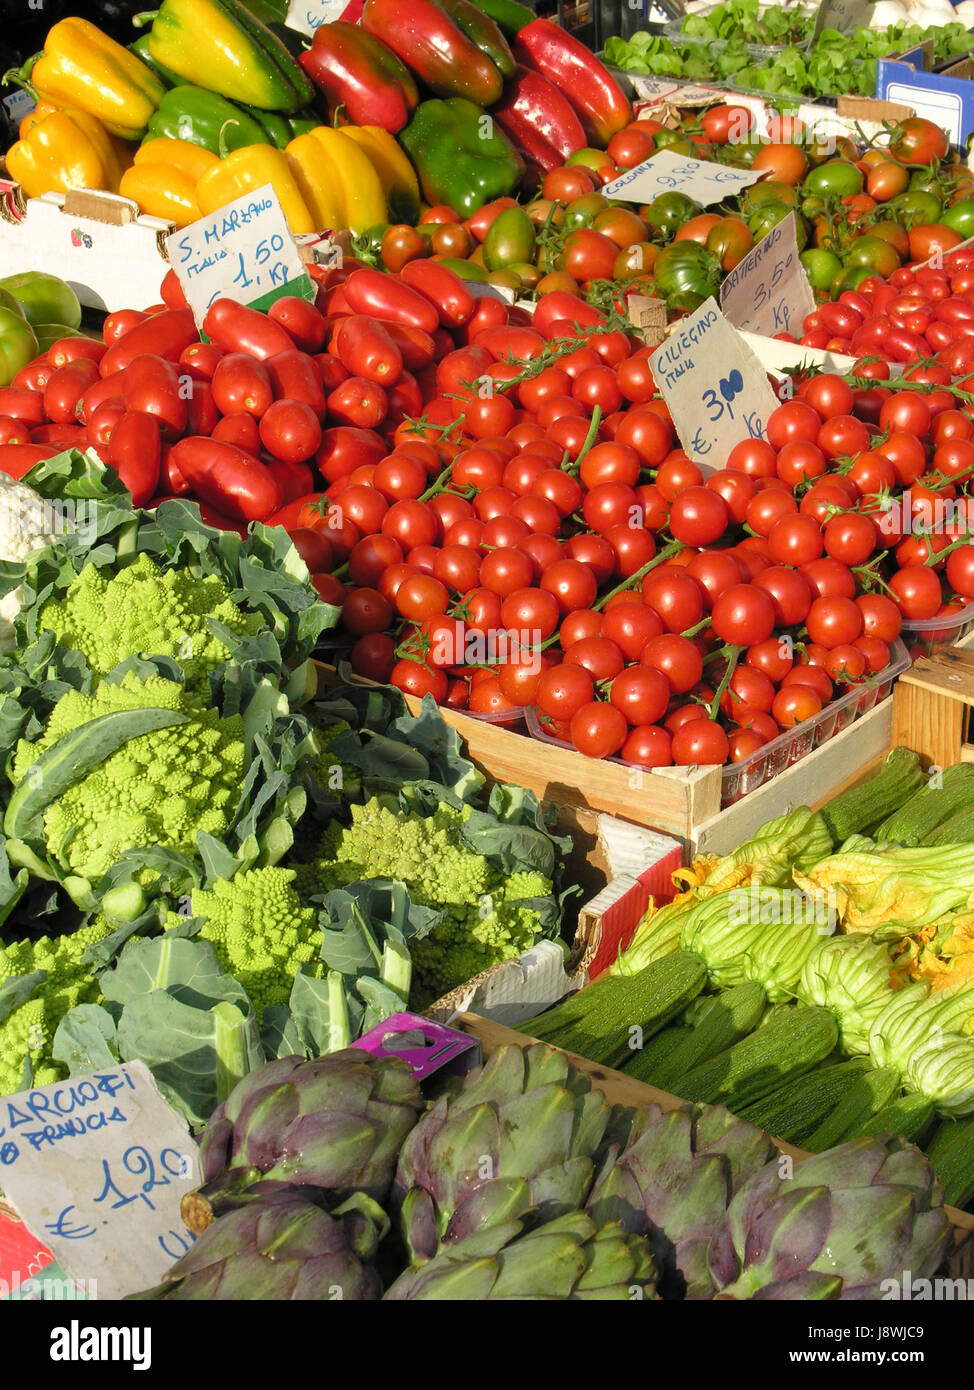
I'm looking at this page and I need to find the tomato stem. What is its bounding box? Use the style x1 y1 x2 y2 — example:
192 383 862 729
592 538 683 612
707 644 744 722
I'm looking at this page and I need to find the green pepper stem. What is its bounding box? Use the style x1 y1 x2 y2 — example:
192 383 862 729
131 11 160 27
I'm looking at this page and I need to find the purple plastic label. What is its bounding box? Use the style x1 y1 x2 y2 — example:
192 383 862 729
352 1013 481 1080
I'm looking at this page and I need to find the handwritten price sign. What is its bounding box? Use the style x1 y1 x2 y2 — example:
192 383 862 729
720 213 816 339
167 183 314 329
648 297 780 464
601 149 764 207
0 1061 200 1299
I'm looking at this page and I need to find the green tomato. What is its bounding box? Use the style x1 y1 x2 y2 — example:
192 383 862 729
830 264 875 297
566 147 608 171
645 191 702 239
0 288 26 321
562 192 610 231
653 241 721 311
742 180 799 212
652 130 694 156
801 160 864 200
725 134 766 168
0 272 82 330
483 207 536 270
842 235 902 279
436 257 487 282
32 323 97 355
941 199 974 238
888 190 943 228
800 247 842 291
0 307 39 388
748 200 806 248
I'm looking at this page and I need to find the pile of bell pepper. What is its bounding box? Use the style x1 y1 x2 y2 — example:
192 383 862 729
2 0 633 230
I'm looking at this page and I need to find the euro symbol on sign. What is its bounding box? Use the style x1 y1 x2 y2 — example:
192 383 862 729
46 1205 96 1240
690 427 712 456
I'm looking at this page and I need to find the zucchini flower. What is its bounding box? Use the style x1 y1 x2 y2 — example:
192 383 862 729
799 935 902 1056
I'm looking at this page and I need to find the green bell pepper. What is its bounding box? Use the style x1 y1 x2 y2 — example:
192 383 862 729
129 33 184 87
0 308 38 388
400 97 523 218
144 85 271 153
0 273 82 331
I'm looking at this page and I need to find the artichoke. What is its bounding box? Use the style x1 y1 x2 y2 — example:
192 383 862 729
586 1103 775 1299
129 1190 386 1301
189 1049 424 1229
708 1135 951 1299
392 1042 611 1263
384 1210 658 1301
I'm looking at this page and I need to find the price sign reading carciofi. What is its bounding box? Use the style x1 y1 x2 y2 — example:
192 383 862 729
648 298 781 465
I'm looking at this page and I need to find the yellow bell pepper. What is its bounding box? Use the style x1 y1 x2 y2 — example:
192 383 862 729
339 125 420 226
18 99 61 139
301 126 388 235
5 109 133 199
284 132 345 233
119 139 220 227
195 145 315 235
29 18 165 141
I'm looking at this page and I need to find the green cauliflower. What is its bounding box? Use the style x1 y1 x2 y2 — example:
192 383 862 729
313 719 361 799
0 917 115 1094
313 798 552 1007
165 867 322 1020
9 671 245 882
37 552 260 689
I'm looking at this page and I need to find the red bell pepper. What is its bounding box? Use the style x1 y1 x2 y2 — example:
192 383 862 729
361 0 505 107
298 21 419 133
436 0 515 79
99 309 198 376
109 412 162 507
168 436 283 522
514 19 631 145
492 65 587 173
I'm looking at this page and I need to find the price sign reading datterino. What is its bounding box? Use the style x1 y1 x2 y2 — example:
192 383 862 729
167 183 313 328
0 1061 200 1300
601 148 764 207
720 213 816 339
648 297 780 464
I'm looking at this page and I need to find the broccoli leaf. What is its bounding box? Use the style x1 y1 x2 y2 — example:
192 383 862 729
0 968 46 1027
52 1003 119 1073
260 1004 304 1060
99 935 252 1016
289 969 359 1056
387 694 485 802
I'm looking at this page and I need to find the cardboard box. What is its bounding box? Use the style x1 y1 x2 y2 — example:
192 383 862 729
877 49 974 145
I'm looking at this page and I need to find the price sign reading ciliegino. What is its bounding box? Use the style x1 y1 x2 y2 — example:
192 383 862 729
720 213 816 340
167 183 314 328
601 148 764 207
648 298 780 465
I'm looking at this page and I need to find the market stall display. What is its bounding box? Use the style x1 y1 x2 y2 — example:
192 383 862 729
4 0 974 1313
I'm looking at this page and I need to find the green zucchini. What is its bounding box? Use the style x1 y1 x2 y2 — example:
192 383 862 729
926 1115 974 1209
923 809 974 847
623 1025 692 1085
738 1058 874 1145
674 1005 840 1112
649 982 767 1091
850 1093 936 1146
822 747 924 845
528 950 707 1070
874 763 974 847
3 709 190 845
802 1066 900 1152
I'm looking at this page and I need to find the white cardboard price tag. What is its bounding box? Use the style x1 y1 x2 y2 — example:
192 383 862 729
813 0 873 37
0 1061 201 1300
285 0 360 37
648 297 780 465
601 149 764 207
166 183 314 329
720 212 816 339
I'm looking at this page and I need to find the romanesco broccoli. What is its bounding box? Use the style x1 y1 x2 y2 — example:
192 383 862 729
38 552 260 688
164 867 322 1020
10 671 245 882
311 798 552 1006
0 917 115 1094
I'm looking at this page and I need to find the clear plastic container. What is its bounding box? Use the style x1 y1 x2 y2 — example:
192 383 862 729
525 636 909 807
900 602 974 662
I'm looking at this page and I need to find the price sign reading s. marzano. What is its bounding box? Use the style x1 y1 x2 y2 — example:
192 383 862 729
720 213 816 339
648 299 780 465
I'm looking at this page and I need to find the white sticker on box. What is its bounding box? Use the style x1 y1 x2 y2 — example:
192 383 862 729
882 82 963 146
285 0 361 36
648 297 779 464
0 1061 200 1301
720 213 815 339
166 183 314 329
813 0 873 36
601 148 764 207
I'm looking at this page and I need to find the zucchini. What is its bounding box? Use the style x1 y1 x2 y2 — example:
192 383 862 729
738 1058 874 1145
674 1005 839 1112
923 809 974 847
623 1025 692 1085
802 1066 900 1152
3 708 189 844
850 1093 936 1146
822 747 924 845
926 1115 974 1209
874 763 974 847
528 950 707 1070
648 982 767 1091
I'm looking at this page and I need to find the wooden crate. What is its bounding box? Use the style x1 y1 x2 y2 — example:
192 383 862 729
455 1013 974 1248
892 647 974 769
